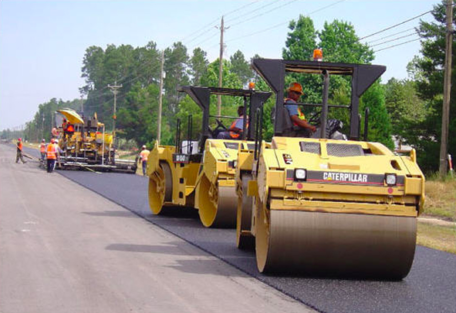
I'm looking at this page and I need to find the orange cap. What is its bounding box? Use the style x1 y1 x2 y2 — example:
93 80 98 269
288 82 303 95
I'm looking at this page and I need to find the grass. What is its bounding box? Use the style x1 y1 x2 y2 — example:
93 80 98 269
423 178 456 222
417 221 456 254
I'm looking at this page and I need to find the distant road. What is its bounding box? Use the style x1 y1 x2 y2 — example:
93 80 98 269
0 144 312 313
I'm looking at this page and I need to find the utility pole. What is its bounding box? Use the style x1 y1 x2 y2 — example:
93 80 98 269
439 0 453 178
108 81 122 137
216 16 229 116
80 94 84 115
157 50 165 145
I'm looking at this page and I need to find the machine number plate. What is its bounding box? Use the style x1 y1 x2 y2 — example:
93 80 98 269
173 154 190 164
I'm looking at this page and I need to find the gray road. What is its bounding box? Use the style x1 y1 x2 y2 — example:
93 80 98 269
0 144 312 313
12 144 456 313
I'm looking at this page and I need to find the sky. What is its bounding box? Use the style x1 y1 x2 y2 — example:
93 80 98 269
0 0 440 131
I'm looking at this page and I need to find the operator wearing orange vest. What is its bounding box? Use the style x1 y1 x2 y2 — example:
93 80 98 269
139 145 150 176
284 82 316 137
216 106 247 140
40 139 47 162
46 139 60 173
16 138 26 164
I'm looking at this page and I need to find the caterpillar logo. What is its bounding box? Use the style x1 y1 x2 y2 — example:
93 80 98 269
323 172 368 183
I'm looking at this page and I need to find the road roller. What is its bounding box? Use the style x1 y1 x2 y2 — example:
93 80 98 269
147 86 271 227
235 58 425 279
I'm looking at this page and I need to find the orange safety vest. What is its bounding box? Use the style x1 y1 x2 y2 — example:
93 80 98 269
17 142 23 151
66 124 74 133
140 150 150 161
229 117 248 139
46 144 56 160
40 143 46 153
284 98 306 126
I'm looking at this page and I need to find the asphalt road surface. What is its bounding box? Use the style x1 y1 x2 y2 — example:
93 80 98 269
0 144 312 313
7 144 456 313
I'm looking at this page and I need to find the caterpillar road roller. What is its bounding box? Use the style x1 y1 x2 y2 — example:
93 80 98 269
235 58 425 279
55 109 137 173
147 86 271 227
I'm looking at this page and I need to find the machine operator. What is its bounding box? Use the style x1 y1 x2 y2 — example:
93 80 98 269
284 82 316 137
217 106 247 140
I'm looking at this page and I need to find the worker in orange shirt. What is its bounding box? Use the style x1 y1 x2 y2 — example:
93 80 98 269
16 138 26 164
39 139 47 162
46 139 60 173
139 145 150 176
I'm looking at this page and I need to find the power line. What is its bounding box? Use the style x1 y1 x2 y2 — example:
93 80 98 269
225 0 280 24
374 38 421 53
225 0 346 43
359 10 431 41
228 0 300 29
370 33 419 48
366 27 416 44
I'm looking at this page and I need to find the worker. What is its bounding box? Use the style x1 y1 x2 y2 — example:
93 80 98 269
39 139 47 162
284 82 316 137
46 139 59 173
216 106 247 140
16 138 26 164
139 145 150 176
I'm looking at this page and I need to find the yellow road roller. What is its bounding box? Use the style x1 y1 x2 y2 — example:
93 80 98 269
236 59 425 279
147 86 271 227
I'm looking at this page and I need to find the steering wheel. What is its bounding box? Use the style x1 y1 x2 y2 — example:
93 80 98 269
308 110 322 126
209 119 228 138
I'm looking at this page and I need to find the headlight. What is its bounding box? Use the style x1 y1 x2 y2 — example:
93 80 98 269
385 173 397 186
294 168 307 181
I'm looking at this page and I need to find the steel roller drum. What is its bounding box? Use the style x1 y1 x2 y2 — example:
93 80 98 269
256 209 417 279
148 163 172 215
198 175 237 228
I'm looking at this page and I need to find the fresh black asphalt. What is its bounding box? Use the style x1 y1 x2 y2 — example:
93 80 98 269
23 146 456 313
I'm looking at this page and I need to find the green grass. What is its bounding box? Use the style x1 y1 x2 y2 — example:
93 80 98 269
423 178 456 222
417 221 456 254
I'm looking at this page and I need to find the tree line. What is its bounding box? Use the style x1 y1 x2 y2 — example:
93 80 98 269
2 0 454 173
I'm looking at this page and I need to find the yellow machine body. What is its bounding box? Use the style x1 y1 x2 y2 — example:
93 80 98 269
147 139 244 227
237 136 425 278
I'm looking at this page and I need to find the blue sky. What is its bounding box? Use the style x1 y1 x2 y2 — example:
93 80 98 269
0 0 440 130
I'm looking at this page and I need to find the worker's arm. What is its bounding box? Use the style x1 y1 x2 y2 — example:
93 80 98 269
229 126 242 133
291 115 317 132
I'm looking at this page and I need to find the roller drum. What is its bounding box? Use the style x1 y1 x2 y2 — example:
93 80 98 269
148 162 172 215
198 175 237 228
236 174 255 249
256 209 417 279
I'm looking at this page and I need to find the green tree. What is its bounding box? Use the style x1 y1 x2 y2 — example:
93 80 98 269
189 48 209 85
406 0 456 172
230 50 252 86
384 78 427 148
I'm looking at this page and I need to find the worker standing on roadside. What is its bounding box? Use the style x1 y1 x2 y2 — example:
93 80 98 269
40 139 47 162
139 145 150 176
16 138 26 164
46 139 59 173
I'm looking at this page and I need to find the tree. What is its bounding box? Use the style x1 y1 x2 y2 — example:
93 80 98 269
406 0 456 172
282 16 392 146
384 78 427 148
189 48 209 85
230 50 252 86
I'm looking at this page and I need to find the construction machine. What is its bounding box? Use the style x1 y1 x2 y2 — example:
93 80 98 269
55 109 137 173
147 86 271 227
235 58 425 279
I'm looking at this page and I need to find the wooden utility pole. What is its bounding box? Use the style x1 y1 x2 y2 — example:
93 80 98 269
157 50 165 145
108 81 122 136
216 16 229 116
439 0 453 177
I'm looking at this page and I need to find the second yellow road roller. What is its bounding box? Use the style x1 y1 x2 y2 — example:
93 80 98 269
147 86 271 227
235 58 425 279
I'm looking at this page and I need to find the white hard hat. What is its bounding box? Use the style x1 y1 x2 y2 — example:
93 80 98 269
142 145 146 149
